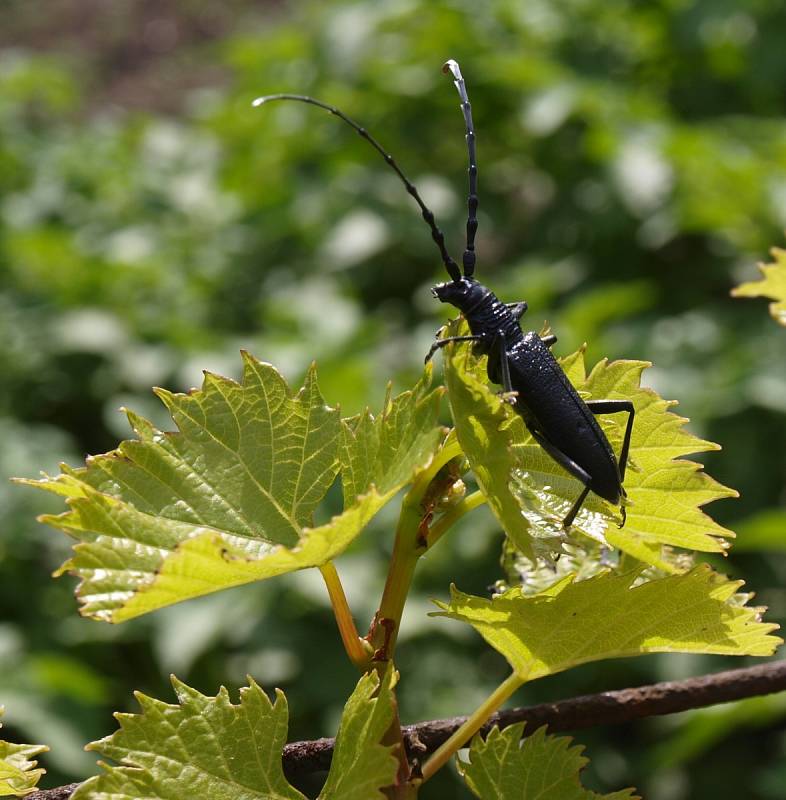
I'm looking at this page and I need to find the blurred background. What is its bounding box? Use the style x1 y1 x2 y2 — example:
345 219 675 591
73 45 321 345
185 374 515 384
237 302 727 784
2 1 786 797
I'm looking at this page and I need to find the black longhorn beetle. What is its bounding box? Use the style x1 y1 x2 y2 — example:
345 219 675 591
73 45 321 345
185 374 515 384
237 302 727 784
254 59 634 530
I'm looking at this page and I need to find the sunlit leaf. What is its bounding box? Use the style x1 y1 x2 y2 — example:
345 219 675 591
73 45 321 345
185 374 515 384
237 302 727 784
570 353 736 568
433 566 780 682
72 678 306 800
72 670 399 800
339 364 445 506
0 708 47 797
460 724 638 800
319 667 398 800
732 247 786 326
18 354 442 622
440 320 736 569
440 319 557 559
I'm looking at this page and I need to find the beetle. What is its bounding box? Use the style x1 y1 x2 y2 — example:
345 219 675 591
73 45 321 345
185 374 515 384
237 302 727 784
254 60 634 529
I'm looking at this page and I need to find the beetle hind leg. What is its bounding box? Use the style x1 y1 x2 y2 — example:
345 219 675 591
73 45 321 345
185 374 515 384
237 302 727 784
585 400 635 480
527 425 594 530
563 485 592 530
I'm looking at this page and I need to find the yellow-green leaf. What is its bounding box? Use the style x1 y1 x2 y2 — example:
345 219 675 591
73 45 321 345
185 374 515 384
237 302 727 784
460 724 638 800
319 667 398 800
0 709 47 797
433 566 780 683
17 354 443 622
440 320 736 569
339 364 445 506
441 320 557 559
731 247 786 326
73 679 306 800
72 671 400 800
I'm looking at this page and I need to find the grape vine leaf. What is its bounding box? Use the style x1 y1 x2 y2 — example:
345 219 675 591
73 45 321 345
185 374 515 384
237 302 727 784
318 667 398 800
460 724 638 800
72 670 398 800
0 708 47 797
731 247 786 326
339 364 445 507
433 566 780 682
440 320 735 569
17 354 443 622
72 678 307 800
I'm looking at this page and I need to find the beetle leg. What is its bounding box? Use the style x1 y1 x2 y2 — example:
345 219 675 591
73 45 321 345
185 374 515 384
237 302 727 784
527 425 594 529
505 301 528 321
586 400 635 480
488 331 519 405
563 486 592 529
496 331 513 393
540 333 557 348
424 334 484 363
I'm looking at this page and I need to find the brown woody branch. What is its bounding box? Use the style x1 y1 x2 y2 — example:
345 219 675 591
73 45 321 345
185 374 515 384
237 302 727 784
26 661 786 798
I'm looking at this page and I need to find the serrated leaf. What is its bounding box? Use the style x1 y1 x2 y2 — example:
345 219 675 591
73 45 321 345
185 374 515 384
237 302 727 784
72 678 306 800
441 320 550 559
567 354 736 568
460 724 638 800
731 247 786 326
18 354 441 622
339 364 445 506
72 670 399 800
0 708 48 797
319 667 399 800
433 566 780 682
441 320 735 569
52 487 385 621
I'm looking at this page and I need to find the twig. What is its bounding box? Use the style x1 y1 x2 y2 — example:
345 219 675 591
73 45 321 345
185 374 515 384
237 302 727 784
25 660 786 798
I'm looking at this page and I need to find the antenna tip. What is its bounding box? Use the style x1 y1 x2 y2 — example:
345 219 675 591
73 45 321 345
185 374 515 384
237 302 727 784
442 59 462 80
251 96 268 107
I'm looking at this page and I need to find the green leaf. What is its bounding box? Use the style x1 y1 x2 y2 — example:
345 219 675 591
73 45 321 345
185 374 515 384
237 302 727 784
18 354 442 622
731 247 786 326
319 667 399 800
433 566 781 682
0 708 47 797
460 724 638 800
568 353 736 568
73 670 399 800
72 678 306 800
440 319 554 559
339 364 445 507
440 320 736 569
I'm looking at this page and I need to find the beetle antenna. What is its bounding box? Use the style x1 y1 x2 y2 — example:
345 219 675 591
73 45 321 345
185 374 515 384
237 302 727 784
442 59 478 279
253 93 462 282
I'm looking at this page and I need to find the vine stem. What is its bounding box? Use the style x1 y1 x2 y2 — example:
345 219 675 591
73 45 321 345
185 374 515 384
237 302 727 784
366 436 465 797
319 562 372 670
427 490 485 549
420 672 523 782
369 437 464 659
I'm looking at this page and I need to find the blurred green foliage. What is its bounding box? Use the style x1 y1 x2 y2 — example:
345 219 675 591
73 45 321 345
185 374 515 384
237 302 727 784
2 1 786 797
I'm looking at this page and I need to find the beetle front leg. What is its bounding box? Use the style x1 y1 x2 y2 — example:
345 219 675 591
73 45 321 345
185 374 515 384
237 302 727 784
487 331 518 406
505 301 528 321
424 334 485 363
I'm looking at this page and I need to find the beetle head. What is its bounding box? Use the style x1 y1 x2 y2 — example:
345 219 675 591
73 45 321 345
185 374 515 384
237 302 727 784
431 276 482 312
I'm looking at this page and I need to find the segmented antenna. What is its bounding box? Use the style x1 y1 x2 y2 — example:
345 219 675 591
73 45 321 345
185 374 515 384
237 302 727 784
442 60 478 278
253 92 462 282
